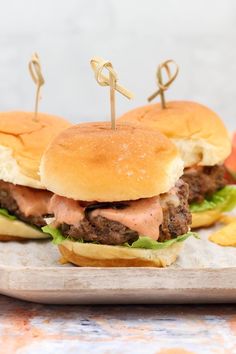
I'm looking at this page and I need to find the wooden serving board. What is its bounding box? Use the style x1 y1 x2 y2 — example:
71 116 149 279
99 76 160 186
0 227 235 304
0 265 235 304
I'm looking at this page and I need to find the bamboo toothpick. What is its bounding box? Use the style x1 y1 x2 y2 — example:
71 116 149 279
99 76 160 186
90 57 133 129
28 53 45 121
148 59 179 108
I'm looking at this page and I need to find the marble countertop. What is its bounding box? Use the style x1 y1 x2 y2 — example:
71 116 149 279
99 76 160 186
0 295 235 354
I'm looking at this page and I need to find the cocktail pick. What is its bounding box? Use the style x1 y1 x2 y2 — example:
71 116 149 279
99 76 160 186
90 57 133 129
148 60 179 108
28 53 45 121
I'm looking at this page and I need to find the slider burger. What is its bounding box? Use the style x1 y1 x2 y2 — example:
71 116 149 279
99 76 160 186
0 112 70 240
40 122 194 267
119 101 235 228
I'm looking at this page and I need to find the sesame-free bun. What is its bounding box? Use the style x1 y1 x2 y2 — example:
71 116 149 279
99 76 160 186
0 215 49 241
40 122 184 202
0 112 70 189
58 240 183 267
119 101 231 167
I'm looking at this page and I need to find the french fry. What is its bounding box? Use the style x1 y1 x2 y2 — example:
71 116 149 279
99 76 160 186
209 221 236 247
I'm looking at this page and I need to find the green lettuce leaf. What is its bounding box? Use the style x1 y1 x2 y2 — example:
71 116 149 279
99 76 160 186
42 225 67 244
42 225 197 249
0 208 17 220
125 232 198 249
190 186 236 213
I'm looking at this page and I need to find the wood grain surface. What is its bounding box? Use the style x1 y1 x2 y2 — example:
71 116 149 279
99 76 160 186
1 266 236 304
0 295 235 354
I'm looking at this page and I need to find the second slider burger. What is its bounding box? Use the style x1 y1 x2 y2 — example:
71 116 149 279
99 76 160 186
41 122 194 267
0 112 70 240
119 101 235 228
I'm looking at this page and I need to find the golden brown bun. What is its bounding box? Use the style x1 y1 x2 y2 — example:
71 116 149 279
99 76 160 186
119 101 231 167
0 111 71 189
58 240 183 267
0 215 49 240
191 210 222 228
40 122 183 201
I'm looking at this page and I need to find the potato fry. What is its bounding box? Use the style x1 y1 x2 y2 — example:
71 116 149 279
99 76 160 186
209 222 236 247
219 214 236 224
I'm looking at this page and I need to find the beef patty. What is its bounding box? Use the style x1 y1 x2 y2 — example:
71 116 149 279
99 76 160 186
182 165 226 204
59 179 191 245
60 216 139 245
159 179 191 242
0 182 51 228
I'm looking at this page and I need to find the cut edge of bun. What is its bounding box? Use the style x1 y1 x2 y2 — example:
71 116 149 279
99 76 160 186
173 138 231 168
0 144 44 189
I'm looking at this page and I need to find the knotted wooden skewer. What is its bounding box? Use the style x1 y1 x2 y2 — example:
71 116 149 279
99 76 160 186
90 57 133 129
28 53 45 121
148 59 179 108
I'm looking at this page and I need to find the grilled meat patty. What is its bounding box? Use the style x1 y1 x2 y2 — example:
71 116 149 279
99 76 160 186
159 179 191 242
59 179 191 245
182 165 226 204
0 180 52 228
60 216 139 245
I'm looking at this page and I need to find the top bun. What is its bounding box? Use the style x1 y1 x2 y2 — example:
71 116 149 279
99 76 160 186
119 101 231 167
40 122 183 202
0 112 71 189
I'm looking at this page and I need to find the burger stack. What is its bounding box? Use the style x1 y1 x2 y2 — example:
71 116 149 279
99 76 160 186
0 112 70 240
40 122 193 267
119 101 235 228
0 58 234 268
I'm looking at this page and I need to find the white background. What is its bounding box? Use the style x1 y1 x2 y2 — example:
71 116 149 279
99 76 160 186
0 0 235 129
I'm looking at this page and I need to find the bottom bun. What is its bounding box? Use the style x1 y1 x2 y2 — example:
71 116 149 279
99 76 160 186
58 240 183 267
0 215 49 241
0 235 33 241
191 210 222 228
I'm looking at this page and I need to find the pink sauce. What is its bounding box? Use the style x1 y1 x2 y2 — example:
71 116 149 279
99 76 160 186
49 194 84 226
91 197 163 240
0 180 51 217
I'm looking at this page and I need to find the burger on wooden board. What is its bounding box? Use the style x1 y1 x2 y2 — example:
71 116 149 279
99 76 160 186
40 122 195 267
0 112 71 240
119 61 235 228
